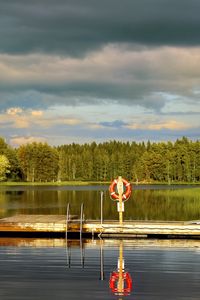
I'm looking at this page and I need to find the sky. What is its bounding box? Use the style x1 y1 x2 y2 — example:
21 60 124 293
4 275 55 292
0 0 200 147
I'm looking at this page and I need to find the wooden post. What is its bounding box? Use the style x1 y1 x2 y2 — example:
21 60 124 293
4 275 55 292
117 176 124 227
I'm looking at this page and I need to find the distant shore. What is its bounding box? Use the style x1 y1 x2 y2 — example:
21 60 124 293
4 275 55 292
0 181 200 186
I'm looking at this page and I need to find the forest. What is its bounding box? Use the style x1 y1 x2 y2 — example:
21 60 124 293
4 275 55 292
0 136 200 183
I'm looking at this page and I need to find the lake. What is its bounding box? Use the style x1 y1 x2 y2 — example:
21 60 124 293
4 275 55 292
0 185 200 299
0 238 199 300
0 184 200 221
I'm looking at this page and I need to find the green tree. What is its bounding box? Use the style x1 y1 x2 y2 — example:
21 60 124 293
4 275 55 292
17 142 59 182
0 134 195 183
0 155 10 181
0 137 21 180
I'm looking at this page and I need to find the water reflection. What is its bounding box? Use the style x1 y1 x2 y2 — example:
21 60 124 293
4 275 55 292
66 239 85 268
66 237 133 297
109 240 132 297
0 238 200 300
1 185 200 221
100 238 105 281
1 237 200 248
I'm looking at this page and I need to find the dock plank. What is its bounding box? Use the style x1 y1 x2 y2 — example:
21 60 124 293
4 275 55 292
0 215 77 223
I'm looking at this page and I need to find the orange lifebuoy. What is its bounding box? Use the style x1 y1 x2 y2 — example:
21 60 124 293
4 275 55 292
109 271 132 295
109 177 132 201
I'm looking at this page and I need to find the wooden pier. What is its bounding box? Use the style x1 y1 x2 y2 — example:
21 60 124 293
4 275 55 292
0 215 200 238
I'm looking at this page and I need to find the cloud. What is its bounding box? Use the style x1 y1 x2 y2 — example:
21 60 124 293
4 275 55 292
31 110 43 117
148 121 189 130
33 116 82 128
0 0 200 144
0 46 200 111
10 136 47 147
87 123 105 130
6 107 23 115
0 107 83 130
126 120 190 131
1 1 200 56
100 120 127 128
0 108 30 128
60 118 81 125
3 111 200 147
14 118 30 129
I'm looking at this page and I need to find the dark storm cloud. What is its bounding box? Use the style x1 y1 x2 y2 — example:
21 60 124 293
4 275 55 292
0 0 200 55
0 81 164 111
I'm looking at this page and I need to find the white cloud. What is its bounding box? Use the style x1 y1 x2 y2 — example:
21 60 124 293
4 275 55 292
148 120 189 130
0 107 84 130
10 136 47 147
6 107 23 115
31 110 43 117
125 120 190 131
60 118 81 125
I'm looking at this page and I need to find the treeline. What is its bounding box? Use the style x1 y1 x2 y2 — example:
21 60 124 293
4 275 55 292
0 136 200 183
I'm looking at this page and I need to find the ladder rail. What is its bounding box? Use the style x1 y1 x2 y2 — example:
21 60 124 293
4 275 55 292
66 202 70 240
80 202 84 240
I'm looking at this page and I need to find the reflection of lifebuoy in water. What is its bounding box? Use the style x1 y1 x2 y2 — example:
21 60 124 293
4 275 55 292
109 178 132 201
109 271 132 295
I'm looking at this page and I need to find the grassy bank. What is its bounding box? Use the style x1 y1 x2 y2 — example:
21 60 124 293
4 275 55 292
0 181 110 186
0 181 199 186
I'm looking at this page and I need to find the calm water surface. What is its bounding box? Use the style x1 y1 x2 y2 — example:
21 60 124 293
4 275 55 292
0 184 200 221
0 238 199 300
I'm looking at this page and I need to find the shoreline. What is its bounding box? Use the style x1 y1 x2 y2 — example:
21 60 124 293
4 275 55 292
0 181 200 186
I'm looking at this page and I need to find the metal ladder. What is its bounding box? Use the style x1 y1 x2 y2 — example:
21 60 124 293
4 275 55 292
66 202 85 268
66 202 85 240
